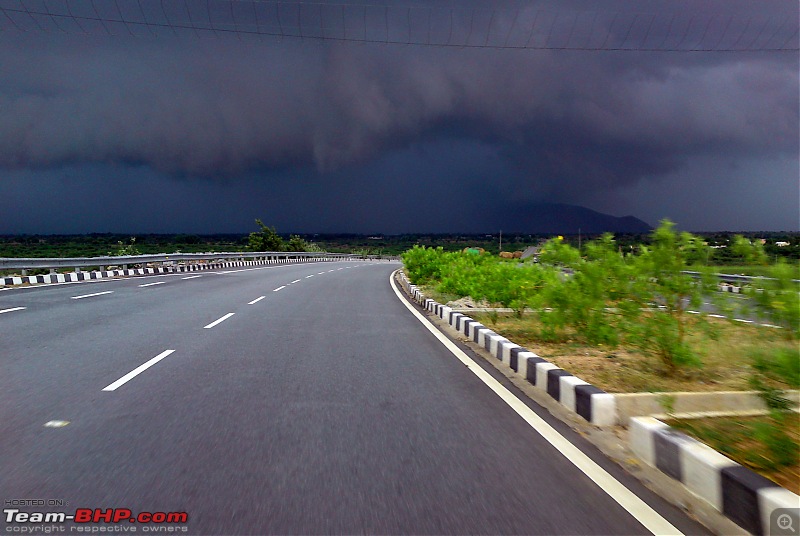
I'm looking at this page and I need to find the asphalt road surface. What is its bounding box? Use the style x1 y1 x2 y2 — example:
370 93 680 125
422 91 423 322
1 261 709 535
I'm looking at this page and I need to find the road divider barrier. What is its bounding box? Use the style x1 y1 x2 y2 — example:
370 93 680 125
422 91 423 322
1 252 398 287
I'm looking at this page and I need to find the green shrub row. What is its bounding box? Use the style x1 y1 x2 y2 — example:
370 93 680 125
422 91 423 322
402 220 799 374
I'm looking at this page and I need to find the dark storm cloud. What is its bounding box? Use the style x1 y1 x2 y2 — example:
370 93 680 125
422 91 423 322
0 0 797 231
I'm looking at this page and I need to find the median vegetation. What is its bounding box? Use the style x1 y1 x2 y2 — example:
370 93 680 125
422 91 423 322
404 220 798 374
403 220 799 490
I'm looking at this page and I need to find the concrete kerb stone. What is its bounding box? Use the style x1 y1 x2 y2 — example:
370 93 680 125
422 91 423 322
680 439 738 511
535 362 560 393
462 318 476 337
759 488 800 536
523 355 546 385
654 428 695 481
450 312 464 331
722 466 782 535
499 340 520 365
630 416 800 535
471 324 488 344
475 326 492 346
582 391 617 427
547 369 572 401
630 417 670 466
487 334 508 358
559 375 590 413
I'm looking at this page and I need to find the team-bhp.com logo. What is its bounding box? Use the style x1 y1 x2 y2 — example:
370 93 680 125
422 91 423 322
4 508 188 531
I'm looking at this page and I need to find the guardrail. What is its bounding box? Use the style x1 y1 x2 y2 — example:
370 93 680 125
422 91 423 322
0 251 398 274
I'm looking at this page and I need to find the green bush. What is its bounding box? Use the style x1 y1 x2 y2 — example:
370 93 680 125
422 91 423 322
401 221 785 376
746 260 800 338
752 347 800 388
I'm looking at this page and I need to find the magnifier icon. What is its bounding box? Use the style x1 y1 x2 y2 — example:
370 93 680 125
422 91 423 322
778 514 795 533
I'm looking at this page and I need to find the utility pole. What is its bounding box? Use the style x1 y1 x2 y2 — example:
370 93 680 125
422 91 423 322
499 230 502 252
578 228 581 253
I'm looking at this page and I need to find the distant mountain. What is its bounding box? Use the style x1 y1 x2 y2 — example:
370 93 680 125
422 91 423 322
492 202 652 234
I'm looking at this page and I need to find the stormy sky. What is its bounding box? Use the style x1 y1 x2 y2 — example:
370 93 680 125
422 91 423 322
1 0 798 234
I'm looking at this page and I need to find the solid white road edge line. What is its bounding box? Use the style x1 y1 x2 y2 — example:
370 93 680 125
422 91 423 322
0 306 26 314
138 281 166 287
248 296 266 305
71 291 114 300
102 350 176 391
203 312 235 329
389 270 682 536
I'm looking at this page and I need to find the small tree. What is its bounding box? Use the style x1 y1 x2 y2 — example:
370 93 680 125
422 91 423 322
747 260 800 339
248 219 285 251
731 235 768 265
286 235 310 252
538 235 581 268
109 237 141 256
621 220 716 373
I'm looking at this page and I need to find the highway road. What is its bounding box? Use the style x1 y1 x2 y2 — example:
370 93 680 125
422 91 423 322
1 260 708 535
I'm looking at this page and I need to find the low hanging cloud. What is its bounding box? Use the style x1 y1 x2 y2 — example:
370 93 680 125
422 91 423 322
0 3 797 204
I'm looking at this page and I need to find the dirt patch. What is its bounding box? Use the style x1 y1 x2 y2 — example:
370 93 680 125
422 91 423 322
472 313 796 393
445 295 493 309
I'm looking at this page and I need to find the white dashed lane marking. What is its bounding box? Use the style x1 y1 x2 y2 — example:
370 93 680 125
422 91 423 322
181 275 202 280
273 286 286 292
203 313 235 329
71 291 114 300
44 420 70 428
139 281 166 288
102 350 176 391
0 307 26 314
248 296 266 305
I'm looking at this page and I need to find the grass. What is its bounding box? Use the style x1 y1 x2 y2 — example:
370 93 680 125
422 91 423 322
467 312 797 393
667 413 799 494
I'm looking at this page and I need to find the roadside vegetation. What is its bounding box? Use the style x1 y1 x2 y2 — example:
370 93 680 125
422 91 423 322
247 219 321 253
467 313 797 393
3 229 797 262
669 347 799 493
402 220 799 492
668 413 799 494
404 221 798 373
